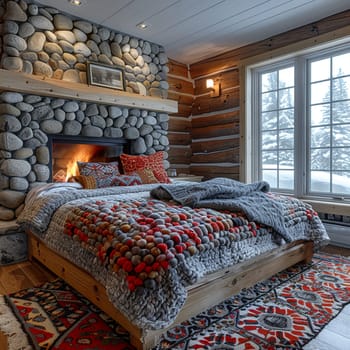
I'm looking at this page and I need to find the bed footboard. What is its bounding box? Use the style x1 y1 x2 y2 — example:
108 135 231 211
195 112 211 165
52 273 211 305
28 232 313 350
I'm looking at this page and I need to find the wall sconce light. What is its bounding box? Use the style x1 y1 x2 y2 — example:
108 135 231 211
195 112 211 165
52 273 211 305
206 78 221 97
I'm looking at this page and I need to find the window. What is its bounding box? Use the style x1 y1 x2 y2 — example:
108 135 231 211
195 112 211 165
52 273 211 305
259 66 295 191
309 52 350 196
251 44 350 199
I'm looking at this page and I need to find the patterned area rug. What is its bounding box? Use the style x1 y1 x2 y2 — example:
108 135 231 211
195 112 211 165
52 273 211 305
2 279 133 350
1 253 350 350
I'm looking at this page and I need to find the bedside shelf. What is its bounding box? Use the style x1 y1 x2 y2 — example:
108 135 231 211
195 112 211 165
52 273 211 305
170 176 203 183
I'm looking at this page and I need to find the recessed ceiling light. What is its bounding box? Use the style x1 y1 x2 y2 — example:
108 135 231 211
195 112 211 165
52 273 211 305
68 0 83 6
136 22 151 30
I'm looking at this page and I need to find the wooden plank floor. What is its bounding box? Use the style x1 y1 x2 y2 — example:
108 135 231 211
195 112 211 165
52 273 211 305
0 259 56 295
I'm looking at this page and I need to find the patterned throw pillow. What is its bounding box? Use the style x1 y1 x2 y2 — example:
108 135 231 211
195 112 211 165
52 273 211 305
77 161 121 188
120 152 170 183
70 175 97 189
110 175 142 186
77 161 121 176
132 168 159 184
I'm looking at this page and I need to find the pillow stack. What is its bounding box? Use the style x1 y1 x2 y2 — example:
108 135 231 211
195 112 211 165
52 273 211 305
73 151 170 188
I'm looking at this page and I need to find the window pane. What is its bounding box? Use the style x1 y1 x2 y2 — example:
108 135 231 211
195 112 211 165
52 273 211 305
332 76 350 101
310 104 330 126
261 71 277 92
262 151 277 168
279 88 294 109
262 170 277 187
310 58 330 82
333 172 350 194
333 125 350 146
279 67 294 88
261 111 277 130
279 150 294 167
310 126 330 147
333 101 350 124
310 81 330 104
279 109 294 128
310 149 330 170
279 130 294 149
261 91 277 111
278 170 294 189
263 170 294 189
333 53 350 77
262 131 277 150
332 148 350 170
310 171 330 192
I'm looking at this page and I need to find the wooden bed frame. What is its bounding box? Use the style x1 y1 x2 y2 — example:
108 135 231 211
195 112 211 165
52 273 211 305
0 233 314 350
3 233 312 350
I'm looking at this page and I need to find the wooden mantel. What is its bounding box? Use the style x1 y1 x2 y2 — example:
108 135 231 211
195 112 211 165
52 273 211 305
0 69 178 114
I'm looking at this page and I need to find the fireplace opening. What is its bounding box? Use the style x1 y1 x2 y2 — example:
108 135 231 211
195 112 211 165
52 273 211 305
49 135 127 182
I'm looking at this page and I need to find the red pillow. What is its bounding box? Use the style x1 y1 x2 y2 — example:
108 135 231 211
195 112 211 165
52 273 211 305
120 152 170 183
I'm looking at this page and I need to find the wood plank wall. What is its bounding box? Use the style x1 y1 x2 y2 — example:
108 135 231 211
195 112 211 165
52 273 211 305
167 59 193 174
187 9 350 180
166 60 240 179
190 70 240 180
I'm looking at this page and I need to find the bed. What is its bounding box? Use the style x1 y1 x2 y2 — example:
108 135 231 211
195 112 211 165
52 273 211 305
16 178 329 349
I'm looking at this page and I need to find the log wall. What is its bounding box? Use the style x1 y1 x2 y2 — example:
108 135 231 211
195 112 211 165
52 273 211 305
190 69 240 180
167 59 193 175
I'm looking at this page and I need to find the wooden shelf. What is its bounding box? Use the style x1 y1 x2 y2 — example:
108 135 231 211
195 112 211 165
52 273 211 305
171 176 203 182
0 69 178 114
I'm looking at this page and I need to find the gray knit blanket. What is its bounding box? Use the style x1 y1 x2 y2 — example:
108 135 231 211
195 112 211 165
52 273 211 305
151 177 292 242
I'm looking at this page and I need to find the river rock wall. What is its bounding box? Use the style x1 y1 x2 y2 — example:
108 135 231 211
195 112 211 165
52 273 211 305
0 0 171 221
0 0 169 97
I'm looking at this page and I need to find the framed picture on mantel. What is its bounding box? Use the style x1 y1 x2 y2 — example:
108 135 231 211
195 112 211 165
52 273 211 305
87 62 126 91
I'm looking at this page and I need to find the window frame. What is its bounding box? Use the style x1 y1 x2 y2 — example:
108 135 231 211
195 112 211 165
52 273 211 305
247 40 350 202
253 60 298 194
305 47 350 199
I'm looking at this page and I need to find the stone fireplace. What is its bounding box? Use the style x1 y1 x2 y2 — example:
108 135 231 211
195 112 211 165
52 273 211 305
0 90 172 221
0 0 178 222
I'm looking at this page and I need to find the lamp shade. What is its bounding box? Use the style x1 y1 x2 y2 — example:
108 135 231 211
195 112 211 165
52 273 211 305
206 78 214 89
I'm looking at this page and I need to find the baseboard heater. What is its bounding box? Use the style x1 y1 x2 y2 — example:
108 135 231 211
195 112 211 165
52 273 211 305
323 222 350 248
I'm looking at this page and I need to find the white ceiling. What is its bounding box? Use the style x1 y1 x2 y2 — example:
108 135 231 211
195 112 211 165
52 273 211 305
36 0 350 64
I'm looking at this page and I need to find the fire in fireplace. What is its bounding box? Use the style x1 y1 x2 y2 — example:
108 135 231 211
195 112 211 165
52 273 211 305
49 135 127 182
